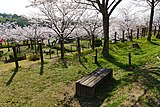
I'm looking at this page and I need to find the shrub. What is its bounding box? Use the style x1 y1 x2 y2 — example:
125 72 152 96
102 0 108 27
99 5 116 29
28 54 40 61
95 39 102 47
9 53 26 60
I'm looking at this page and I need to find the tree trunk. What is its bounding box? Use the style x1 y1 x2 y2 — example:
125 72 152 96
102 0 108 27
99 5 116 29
157 26 160 38
159 26 160 35
130 29 132 41
30 38 33 49
7 40 10 52
91 34 95 50
122 30 125 43
102 14 109 56
48 39 50 47
137 29 139 39
154 26 156 36
39 42 44 64
35 38 37 54
60 34 64 60
77 37 81 61
115 32 117 43
147 1 154 41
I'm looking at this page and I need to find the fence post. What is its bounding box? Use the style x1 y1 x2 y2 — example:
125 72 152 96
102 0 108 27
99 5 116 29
12 46 19 69
137 28 139 39
122 30 125 43
5 57 8 63
60 35 65 60
39 42 44 64
154 26 157 36
49 48 51 59
92 35 95 50
88 42 90 48
7 40 10 52
77 37 81 61
129 53 131 67
130 29 133 41
115 32 117 43
95 49 98 63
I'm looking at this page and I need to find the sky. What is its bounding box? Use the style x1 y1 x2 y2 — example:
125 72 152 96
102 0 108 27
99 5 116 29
0 0 34 16
0 0 130 16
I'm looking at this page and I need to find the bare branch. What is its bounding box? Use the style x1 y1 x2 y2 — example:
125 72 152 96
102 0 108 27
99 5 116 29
109 0 122 16
108 0 116 10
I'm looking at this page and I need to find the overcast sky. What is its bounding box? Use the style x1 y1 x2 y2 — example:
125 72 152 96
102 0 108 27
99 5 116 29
0 0 33 16
0 0 130 16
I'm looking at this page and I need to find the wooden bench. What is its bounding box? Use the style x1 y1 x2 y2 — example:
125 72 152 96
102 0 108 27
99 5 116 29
76 68 113 97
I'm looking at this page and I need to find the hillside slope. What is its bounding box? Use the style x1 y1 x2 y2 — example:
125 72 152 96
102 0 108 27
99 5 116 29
0 37 159 107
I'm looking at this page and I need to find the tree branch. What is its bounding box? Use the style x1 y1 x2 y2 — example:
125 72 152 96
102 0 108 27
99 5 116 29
108 0 116 10
109 0 122 16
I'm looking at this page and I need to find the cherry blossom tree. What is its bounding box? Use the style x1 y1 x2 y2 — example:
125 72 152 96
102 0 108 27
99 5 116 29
0 22 56 50
116 4 140 31
132 0 160 41
75 0 123 56
80 12 102 49
154 8 160 26
28 0 86 59
0 23 17 46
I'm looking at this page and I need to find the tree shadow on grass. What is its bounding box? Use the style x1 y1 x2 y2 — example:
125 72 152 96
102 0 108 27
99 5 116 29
75 78 120 107
79 61 87 69
150 41 160 46
95 61 102 68
6 68 18 86
79 56 88 69
62 59 68 68
104 54 131 70
118 67 160 106
120 68 160 88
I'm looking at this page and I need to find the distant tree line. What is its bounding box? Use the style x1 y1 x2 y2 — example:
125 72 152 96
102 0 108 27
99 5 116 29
0 13 29 27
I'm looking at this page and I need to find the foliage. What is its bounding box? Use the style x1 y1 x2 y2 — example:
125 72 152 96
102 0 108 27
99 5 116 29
94 39 102 47
0 13 29 27
28 54 40 61
5 53 26 63
16 16 29 27
9 53 26 59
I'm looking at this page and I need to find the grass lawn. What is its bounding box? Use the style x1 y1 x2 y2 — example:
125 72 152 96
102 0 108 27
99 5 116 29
0 37 160 107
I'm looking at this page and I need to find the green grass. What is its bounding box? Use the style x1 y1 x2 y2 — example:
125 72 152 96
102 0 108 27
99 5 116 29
0 37 160 107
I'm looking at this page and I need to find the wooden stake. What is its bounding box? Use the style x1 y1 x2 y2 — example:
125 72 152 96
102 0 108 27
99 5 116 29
12 47 19 69
129 53 131 67
39 43 44 64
